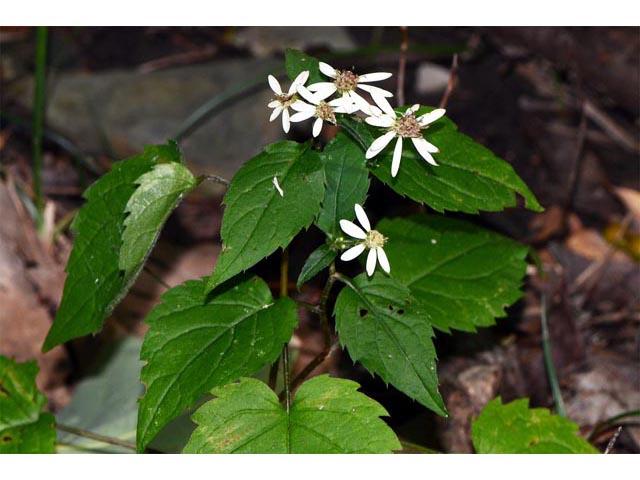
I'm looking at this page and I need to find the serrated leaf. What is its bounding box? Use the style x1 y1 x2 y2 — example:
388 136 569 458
339 115 542 214
0 413 56 454
0 357 46 431
184 375 400 453
137 275 297 452
43 141 183 352
316 131 370 235
56 338 143 454
206 141 324 291
378 215 529 333
472 397 599 454
120 161 197 282
285 48 324 85
297 244 336 290
333 274 446 416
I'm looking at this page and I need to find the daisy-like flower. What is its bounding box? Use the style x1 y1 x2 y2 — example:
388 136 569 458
289 85 349 138
307 62 394 115
339 204 390 276
267 71 309 133
365 104 446 178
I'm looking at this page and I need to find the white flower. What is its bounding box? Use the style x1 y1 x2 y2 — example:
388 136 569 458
267 71 309 133
272 176 284 197
289 85 350 138
307 62 394 115
365 104 446 178
339 204 390 276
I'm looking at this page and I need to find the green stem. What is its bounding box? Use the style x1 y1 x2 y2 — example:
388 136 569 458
588 409 640 441
280 248 292 453
33 26 48 228
56 423 136 451
540 294 567 417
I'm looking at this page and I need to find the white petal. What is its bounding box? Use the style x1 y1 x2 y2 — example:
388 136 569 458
357 83 394 97
412 137 439 166
407 104 420 114
365 114 395 128
282 108 290 133
348 91 374 114
392 137 403 177
366 248 377 276
418 108 446 126
297 85 319 104
361 103 382 117
289 110 316 122
268 75 282 95
269 106 283 122
290 100 315 112
273 176 284 197
312 117 324 138
289 70 309 94
359 86 395 117
354 203 371 232
308 83 336 101
376 247 390 273
268 100 280 108
358 72 393 83
340 243 366 261
330 94 356 113
340 220 367 239
319 62 337 78
365 131 396 159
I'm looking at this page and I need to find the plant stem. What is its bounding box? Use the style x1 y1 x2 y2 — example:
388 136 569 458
588 409 640 441
33 26 48 229
289 263 336 392
143 265 171 290
280 248 292 453
397 26 408 107
540 293 567 417
55 423 137 451
439 53 459 109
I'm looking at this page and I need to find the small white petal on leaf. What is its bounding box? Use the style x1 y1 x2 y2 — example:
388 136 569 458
412 137 439 166
376 247 390 273
319 62 337 78
272 176 284 197
365 131 396 159
366 248 377 276
340 220 367 240
354 203 371 232
340 244 366 261
392 137 403 177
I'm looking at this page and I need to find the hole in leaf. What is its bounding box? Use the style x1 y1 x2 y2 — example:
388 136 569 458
387 305 394 311
397 309 405 315
528 438 539 446
359 309 368 318
2 436 12 443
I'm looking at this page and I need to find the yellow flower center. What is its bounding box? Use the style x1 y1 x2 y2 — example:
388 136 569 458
365 230 387 249
393 112 422 138
334 69 359 93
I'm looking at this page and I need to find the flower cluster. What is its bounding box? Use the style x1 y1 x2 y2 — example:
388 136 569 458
267 61 448 276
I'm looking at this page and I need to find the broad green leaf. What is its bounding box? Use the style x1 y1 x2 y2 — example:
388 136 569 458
472 397 599 454
333 274 446 416
56 338 143 454
120 161 197 282
184 376 400 453
378 215 529 333
206 141 324 291
0 413 56 454
316 131 370 236
0 357 46 430
43 141 182 351
285 48 324 85
137 275 297 452
339 115 542 214
297 244 336 290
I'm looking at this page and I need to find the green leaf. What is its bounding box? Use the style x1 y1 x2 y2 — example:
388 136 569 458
120 161 197 282
472 397 599 454
378 215 529 333
43 141 183 352
339 115 542 214
297 244 336 290
137 275 297 452
0 357 46 430
0 413 56 454
285 48 324 85
56 338 143 453
183 375 400 453
0 357 56 453
206 141 324 291
333 274 446 416
316 131 370 236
